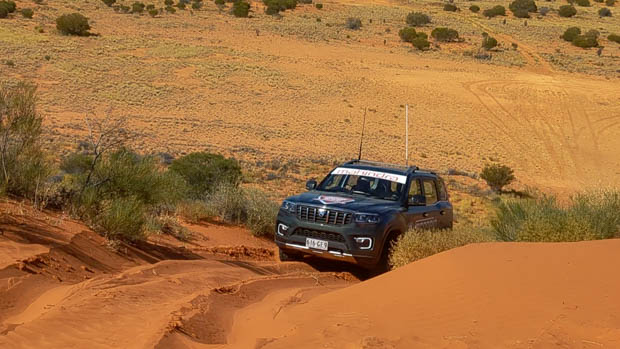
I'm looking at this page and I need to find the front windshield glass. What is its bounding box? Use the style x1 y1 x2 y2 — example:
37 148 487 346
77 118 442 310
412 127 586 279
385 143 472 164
317 167 405 201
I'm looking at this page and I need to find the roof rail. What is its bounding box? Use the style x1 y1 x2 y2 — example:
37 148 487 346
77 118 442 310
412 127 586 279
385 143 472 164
345 159 418 173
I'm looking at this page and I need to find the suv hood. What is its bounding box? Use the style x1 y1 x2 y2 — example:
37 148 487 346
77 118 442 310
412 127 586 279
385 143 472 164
286 191 401 214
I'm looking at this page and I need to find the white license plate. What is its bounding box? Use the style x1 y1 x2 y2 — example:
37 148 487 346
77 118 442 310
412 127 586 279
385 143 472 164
306 238 328 251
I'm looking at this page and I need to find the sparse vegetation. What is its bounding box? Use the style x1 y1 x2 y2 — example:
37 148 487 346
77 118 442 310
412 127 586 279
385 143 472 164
411 34 430 50
575 0 591 6
606 0 616 6
169 152 242 199
21 8 34 18
132 2 145 13
232 0 250 17
56 13 91 36
480 163 515 192
315 3 322 9
562 26 581 41
443 3 458 12
264 0 297 15
483 5 506 18
559 5 577 17
481 33 498 50
431 27 459 42
469 5 480 13
406 12 431 26
346 17 362 30
148 8 158 17
102 0 116 6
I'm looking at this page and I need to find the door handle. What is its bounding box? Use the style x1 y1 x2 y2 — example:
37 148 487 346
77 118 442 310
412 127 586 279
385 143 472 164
422 212 429 218
440 210 446 215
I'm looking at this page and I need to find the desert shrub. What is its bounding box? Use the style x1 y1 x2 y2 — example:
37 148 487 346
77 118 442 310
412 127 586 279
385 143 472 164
165 0 173 5
562 26 581 41
406 12 431 26
598 7 612 16
411 35 430 50
609 33 620 43
539 6 550 15
398 26 417 42
176 200 212 223
176 1 186 9
0 1 16 13
469 5 480 12
132 2 145 13
56 13 91 36
232 0 250 16
509 0 537 14
389 226 495 269
575 0 590 6
244 188 279 237
264 0 297 14
585 29 599 38
102 0 116 6
191 1 202 9
512 8 530 17
298 0 312 3
169 152 242 199
346 17 362 29
481 34 498 50
21 8 34 18
558 5 577 17
146 4 155 9
492 190 620 242
148 8 158 16
120 5 131 12
0 6 7 19
165 5 176 12
315 3 322 9
443 3 458 11
431 27 459 42
572 34 598 47
483 5 506 17
0 82 53 201
480 163 514 192
94 196 146 241
606 0 615 6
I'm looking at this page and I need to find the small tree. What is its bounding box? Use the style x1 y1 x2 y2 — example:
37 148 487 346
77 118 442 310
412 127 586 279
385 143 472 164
406 12 430 26
559 5 577 17
56 13 91 36
480 164 515 192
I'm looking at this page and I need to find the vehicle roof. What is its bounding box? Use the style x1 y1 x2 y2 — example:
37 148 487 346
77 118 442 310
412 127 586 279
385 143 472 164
341 160 437 177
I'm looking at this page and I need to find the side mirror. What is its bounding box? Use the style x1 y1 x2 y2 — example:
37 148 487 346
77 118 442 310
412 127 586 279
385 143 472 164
306 180 317 191
408 194 426 206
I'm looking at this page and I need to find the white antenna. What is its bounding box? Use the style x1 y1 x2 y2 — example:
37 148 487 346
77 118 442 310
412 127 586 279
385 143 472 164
405 104 409 166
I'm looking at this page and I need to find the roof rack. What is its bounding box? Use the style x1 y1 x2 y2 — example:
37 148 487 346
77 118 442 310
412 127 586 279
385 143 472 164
345 159 419 173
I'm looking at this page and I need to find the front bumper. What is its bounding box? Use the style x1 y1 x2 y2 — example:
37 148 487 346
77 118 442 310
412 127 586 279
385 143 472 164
275 211 386 267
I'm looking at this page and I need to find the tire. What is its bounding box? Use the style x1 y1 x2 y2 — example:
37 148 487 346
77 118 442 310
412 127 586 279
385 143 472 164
368 233 400 277
278 247 301 262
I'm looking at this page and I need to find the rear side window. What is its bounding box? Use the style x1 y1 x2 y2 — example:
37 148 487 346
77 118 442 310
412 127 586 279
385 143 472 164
422 179 438 205
437 178 448 201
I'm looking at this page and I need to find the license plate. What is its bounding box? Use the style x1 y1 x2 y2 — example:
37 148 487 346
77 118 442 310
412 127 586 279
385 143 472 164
306 238 328 251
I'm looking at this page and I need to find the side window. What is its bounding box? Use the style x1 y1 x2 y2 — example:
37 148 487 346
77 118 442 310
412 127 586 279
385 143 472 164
324 175 344 190
422 179 438 205
408 179 422 203
437 178 448 201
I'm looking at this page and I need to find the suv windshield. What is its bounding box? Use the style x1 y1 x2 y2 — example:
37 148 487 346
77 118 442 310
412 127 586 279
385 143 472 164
317 167 405 201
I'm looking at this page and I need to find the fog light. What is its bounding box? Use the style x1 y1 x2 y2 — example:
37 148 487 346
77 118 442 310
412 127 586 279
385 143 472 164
277 223 289 236
354 237 373 250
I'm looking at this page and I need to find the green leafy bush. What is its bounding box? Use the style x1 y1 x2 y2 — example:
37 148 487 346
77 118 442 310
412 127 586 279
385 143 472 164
598 7 612 16
509 0 537 18
411 35 430 50
95 196 146 241
148 8 158 16
609 33 620 43
0 6 7 19
443 3 458 11
483 5 506 17
21 8 34 18
0 1 16 13
264 0 297 14
575 0 590 6
56 13 91 36
492 190 620 242
102 0 116 6
232 0 250 16
606 0 615 6
165 5 176 12
562 26 581 41
398 26 418 42
469 5 480 12
481 34 498 50
480 163 514 192
315 3 322 9
406 12 431 26
572 34 598 48
431 27 459 42
390 226 494 269
132 2 145 13
346 17 362 29
169 152 242 199
559 5 577 17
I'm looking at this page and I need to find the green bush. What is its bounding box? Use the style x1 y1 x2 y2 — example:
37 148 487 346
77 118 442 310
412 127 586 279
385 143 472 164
406 12 430 26
176 200 212 223
559 5 577 17
176 1 186 9
169 152 242 199
411 35 430 50
120 5 131 12
469 5 480 12
346 17 362 30
0 82 53 201
575 0 590 6
95 196 146 241
148 8 158 16
480 163 514 191
606 0 615 6
165 5 176 12
443 3 458 11
102 0 116 6
132 2 145 13
315 3 322 9
585 29 599 38
390 226 494 269
609 33 620 43
481 34 498 50
232 0 250 16
431 27 459 42
56 13 91 36
492 190 620 242
0 6 7 19
0 1 16 13
146 4 155 9
483 5 506 17
509 0 537 17
191 1 202 9
398 26 418 42
264 0 297 14
598 7 612 16
244 188 279 237
21 8 34 18
562 26 581 41
572 34 598 48
164 0 173 5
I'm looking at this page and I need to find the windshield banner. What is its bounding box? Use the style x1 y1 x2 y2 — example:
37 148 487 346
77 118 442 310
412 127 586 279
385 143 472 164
331 167 407 184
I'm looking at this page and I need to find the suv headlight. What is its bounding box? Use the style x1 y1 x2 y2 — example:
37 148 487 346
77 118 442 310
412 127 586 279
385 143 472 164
280 200 297 213
354 213 380 224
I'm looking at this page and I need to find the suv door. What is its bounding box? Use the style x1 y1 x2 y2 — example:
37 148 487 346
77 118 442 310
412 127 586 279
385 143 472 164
436 178 453 228
419 178 442 229
405 178 436 230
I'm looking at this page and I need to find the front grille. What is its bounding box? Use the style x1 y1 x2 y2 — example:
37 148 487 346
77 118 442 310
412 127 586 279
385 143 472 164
293 228 346 243
296 205 352 225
